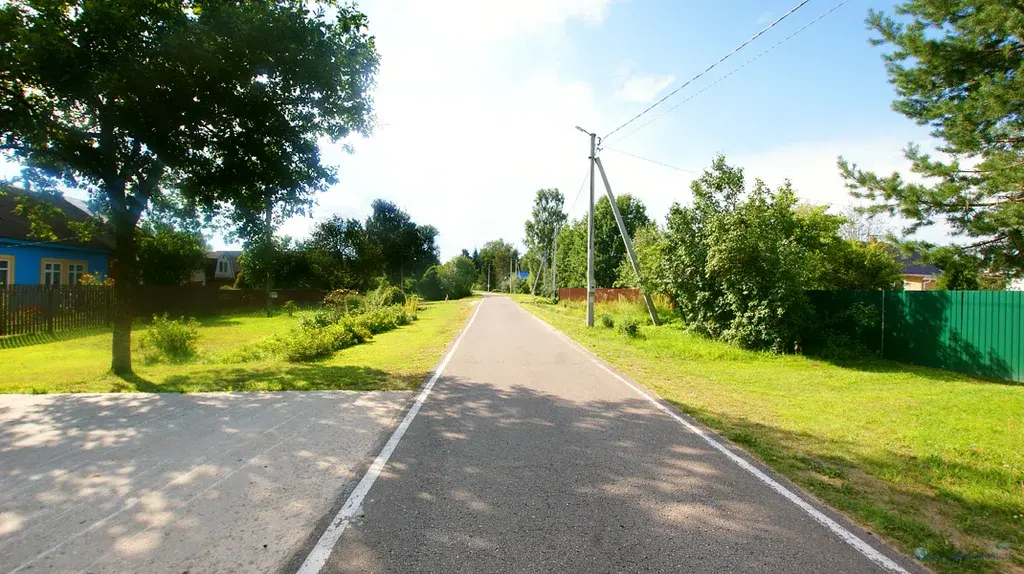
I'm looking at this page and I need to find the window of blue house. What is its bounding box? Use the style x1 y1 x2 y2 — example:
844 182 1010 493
43 261 62 286
68 262 87 285
0 256 12 287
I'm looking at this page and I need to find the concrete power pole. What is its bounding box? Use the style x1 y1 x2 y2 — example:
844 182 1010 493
550 229 558 300
575 127 597 327
264 194 273 318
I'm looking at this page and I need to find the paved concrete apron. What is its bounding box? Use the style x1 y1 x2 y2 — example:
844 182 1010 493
318 296 918 573
0 391 409 573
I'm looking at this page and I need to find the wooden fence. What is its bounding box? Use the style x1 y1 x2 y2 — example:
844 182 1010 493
0 285 326 337
557 288 642 303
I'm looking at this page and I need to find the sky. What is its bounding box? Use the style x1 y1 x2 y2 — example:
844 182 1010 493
3 0 946 259
270 0 944 260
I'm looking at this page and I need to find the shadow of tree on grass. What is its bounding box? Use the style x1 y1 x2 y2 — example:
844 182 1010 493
114 364 427 393
662 399 1024 573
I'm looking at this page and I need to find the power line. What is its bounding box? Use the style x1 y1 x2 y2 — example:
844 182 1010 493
566 168 591 215
602 147 702 175
601 0 811 141
610 0 852 144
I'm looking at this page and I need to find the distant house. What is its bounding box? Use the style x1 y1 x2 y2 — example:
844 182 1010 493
0 187 113 287
897 253 943 291
190 250 242 287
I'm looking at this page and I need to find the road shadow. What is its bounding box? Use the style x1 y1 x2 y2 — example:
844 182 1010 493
327 376 931 574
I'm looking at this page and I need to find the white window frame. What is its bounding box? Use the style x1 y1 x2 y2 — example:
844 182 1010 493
67 261 88 285
0 255 13 288
42 259 63 286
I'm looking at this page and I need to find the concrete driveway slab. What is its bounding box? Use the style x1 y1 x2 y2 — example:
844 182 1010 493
0 391 410 573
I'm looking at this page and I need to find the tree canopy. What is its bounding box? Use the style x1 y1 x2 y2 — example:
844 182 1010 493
0 0 379 373
839 0 1024 277
364 199 439 288
523 188 566 268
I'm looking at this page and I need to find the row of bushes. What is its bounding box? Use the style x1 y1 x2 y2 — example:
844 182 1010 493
139 283 419 365
276 303 417 362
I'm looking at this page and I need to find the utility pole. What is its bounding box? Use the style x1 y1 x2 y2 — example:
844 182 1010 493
576 126 596 327
550 228 558 300
487 263 491 292
264 193 272 318
509 251 514 294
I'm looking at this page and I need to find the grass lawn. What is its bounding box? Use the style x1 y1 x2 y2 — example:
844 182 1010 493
1 298 477 394
513 295 1024 573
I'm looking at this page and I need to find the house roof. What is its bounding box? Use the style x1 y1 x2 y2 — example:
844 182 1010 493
0 186 115 251
897 252 943 276
207 250 242 261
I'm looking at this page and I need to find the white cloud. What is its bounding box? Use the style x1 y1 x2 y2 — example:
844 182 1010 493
755 11 773 25
614 73 676 104
268 0 617 259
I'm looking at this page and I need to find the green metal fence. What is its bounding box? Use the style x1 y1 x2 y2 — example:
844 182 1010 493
808 290 1024 383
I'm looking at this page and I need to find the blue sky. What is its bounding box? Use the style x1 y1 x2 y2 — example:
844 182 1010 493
3 0 945 258
290 0 941 260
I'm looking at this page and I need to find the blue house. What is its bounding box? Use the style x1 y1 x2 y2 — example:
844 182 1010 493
0 187 113 287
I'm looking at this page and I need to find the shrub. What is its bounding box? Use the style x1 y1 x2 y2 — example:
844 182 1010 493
323 288 361 314
274 303 417 362
599 314 615 328
299 308 344 329
280 327 337 362
616 317 640 338
417 266 445 301
366 283 405 309
282 300 298 317
139 313 201 363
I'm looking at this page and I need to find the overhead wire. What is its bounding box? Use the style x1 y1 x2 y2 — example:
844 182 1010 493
566 167 591 216
602 147 702 175
608 0 853 145
601 0 811 141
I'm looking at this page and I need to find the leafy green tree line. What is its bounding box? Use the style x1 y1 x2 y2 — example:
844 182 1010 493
0 0 379 374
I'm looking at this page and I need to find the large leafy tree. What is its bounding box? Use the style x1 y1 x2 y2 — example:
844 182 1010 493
663 156 902 352
552 220 587 289
305 216 381 291
0 0 378 373
593 194 651 287
364 199 439 287
137 223 207 286
839 0 1024 277
523 188 566 280
476 239 517 291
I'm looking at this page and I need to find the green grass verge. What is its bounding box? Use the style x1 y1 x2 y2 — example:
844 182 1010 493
0 299 477 394
514 295 1023 573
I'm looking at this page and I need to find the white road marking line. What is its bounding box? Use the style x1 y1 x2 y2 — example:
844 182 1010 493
516 301 911 574
296 299 485 574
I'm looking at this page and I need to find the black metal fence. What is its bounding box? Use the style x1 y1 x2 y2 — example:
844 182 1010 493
0 285 326 336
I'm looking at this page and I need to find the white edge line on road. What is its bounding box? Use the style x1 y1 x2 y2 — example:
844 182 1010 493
517 301 911 574
296 298 485 574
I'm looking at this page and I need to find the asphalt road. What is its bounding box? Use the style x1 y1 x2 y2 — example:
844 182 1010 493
310 295 920 573
0 391 409 573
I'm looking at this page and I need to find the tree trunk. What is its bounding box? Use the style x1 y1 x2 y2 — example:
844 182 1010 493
111 218 138 375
